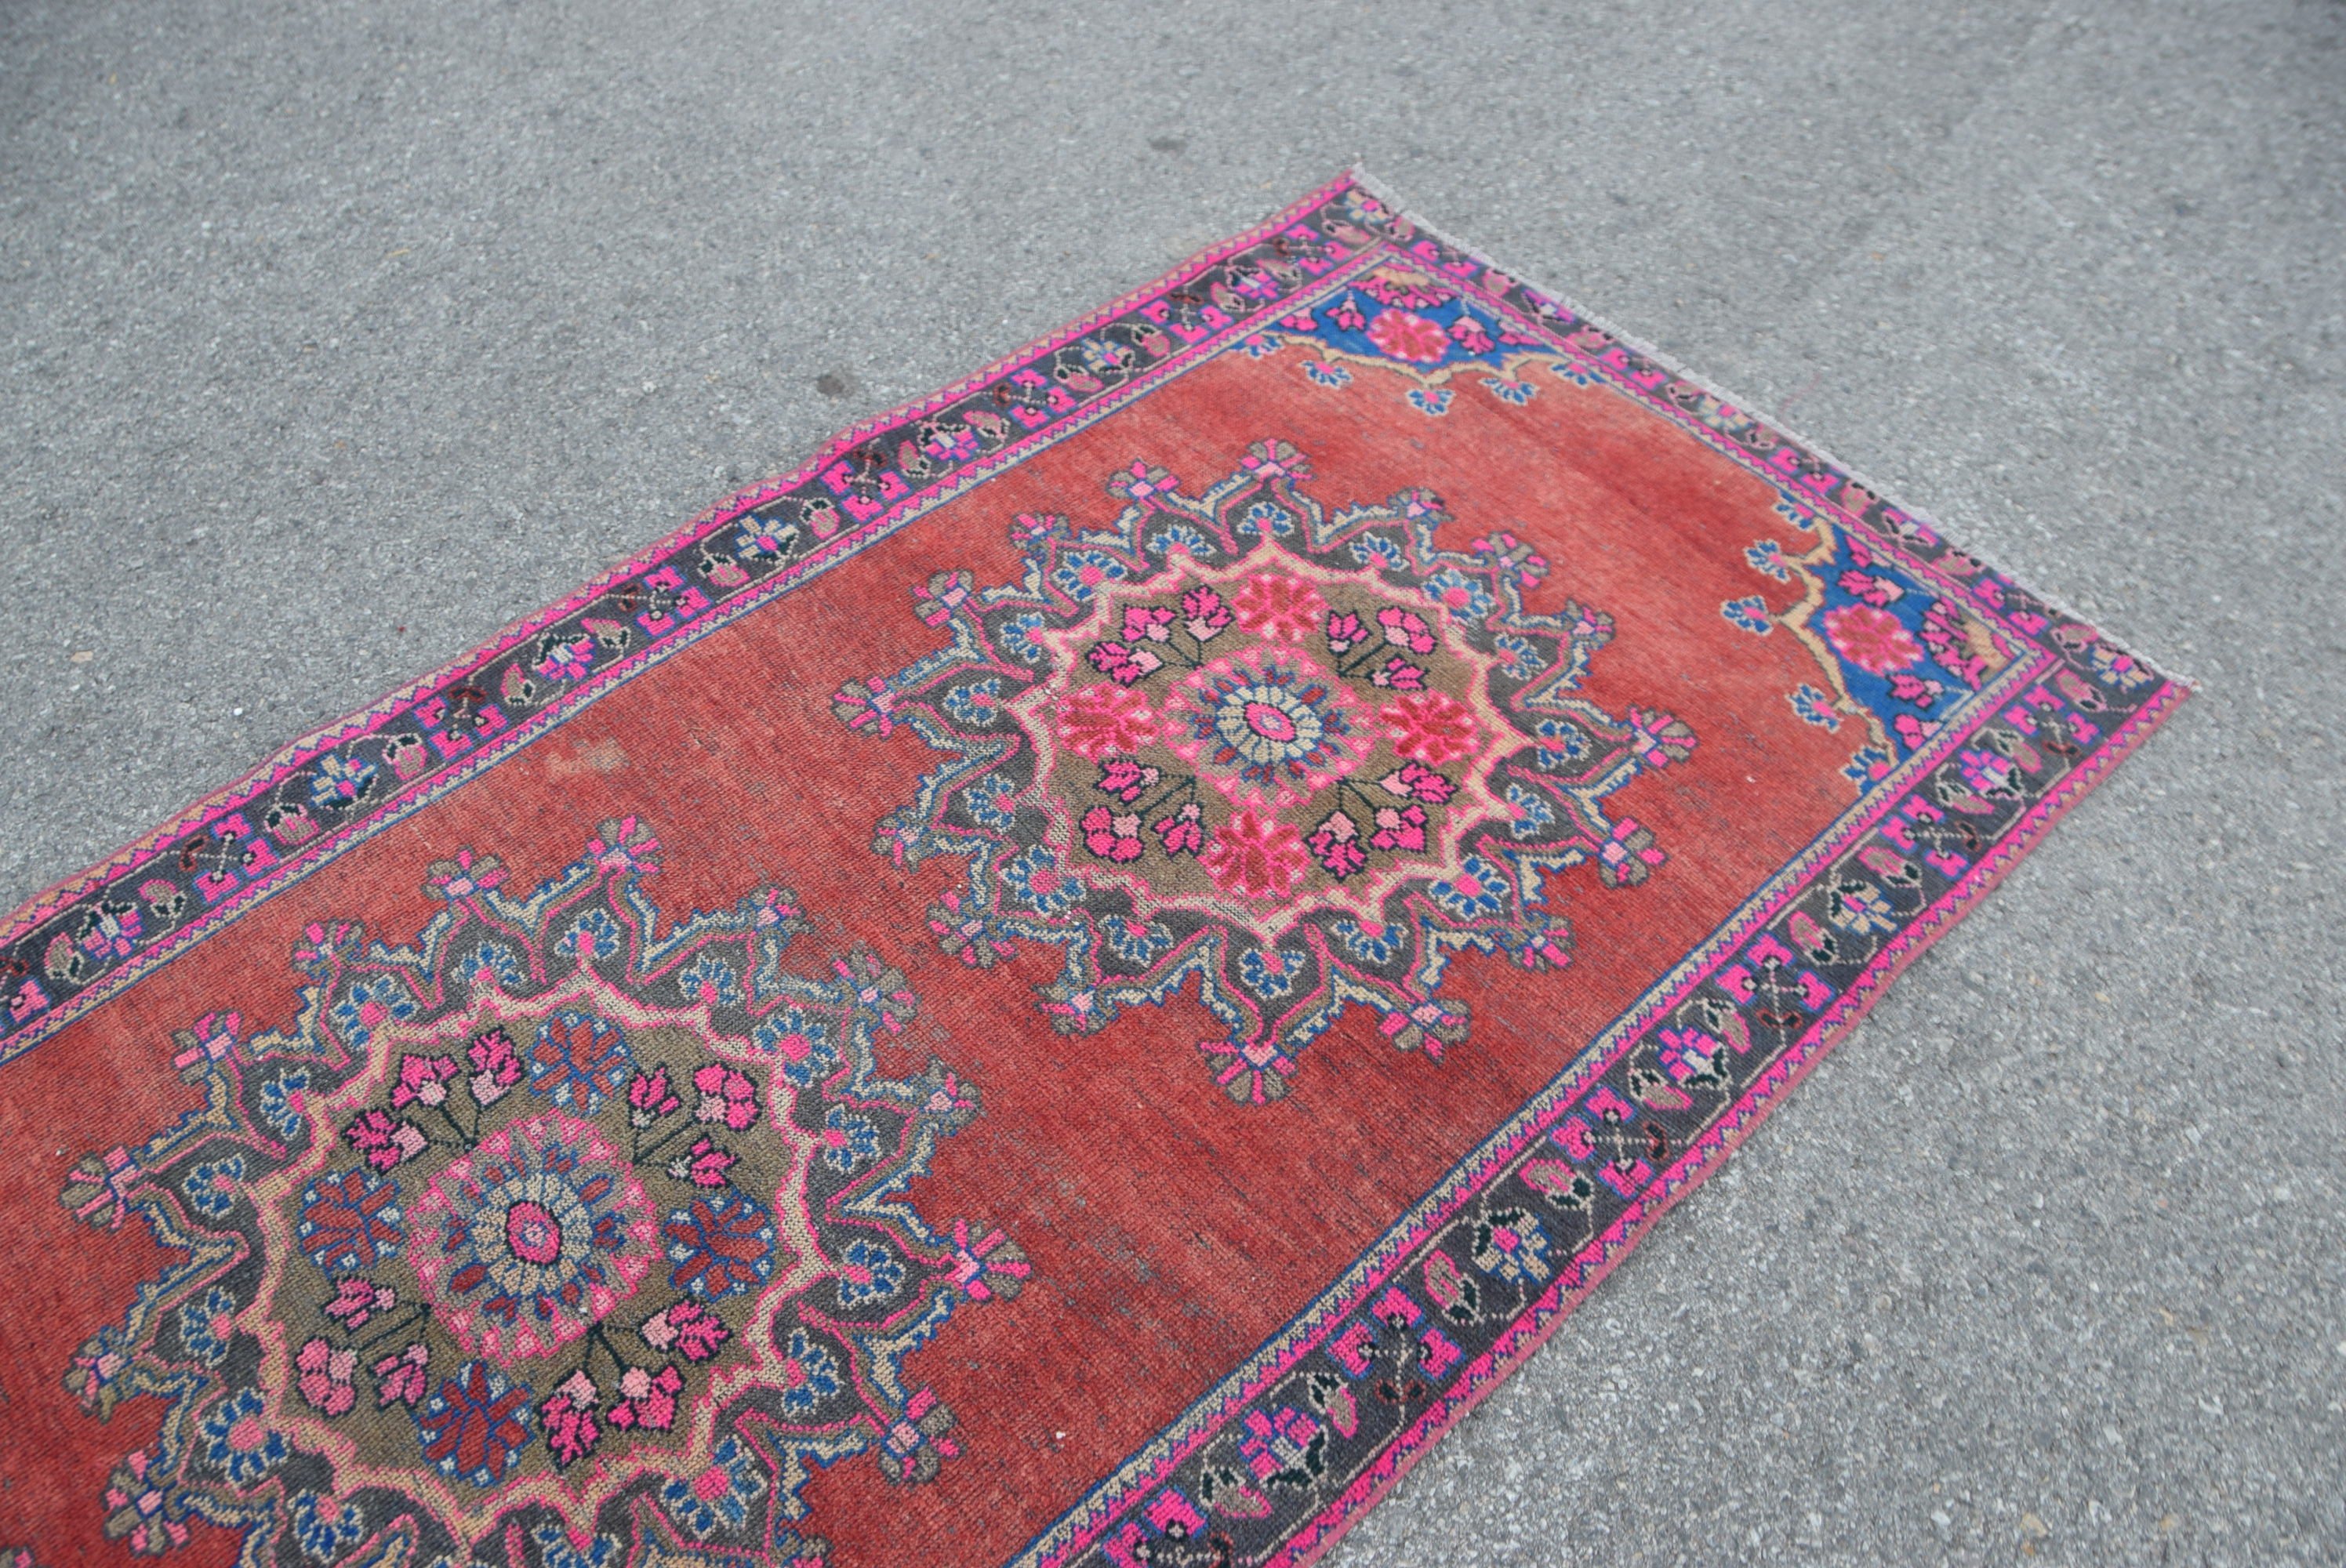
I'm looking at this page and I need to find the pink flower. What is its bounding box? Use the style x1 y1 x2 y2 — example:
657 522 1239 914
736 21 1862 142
1378 761 1457 803
1324 610 1369 654
1056 682 1157 760
1200 809 1309 902
1306 814 1367 880
372 1343 428 1408
390 1052 457 1109
324 1278 396 1330
640 1301 730 1363
295 1338 356 1417
1375 606 1437 655
606 1364 683 1432
1367 309 1451 364
341 1109 424 1172
1080 805 1144 863
668 1134 738 1189
1086 640 1163 686
1367 656 1424 691
1382 691 1480 766
1153 801 1205 856
627 1064 682 1126
1370 803 1429 853
1096 757 1159 804
1231 573 1327 641
692 1064 758 1131
1180 586 1233 644
1837 569 1904 607
1823 604 1922 674
542 1382 601 1468
1122 605 1175 644
466 1027 521 1105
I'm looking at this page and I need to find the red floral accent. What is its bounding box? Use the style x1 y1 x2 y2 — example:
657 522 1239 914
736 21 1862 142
415 1360 534 1485
605 1363 683 1432
1056 682 1156 760
341 1108 424 1172
1200 810 1309 902
466 1028 521 1106
1230 573 1328 642
1096 757 1159 804
1122 605 1175 644
372 1343 428 1408
669 1134 738 1189
1378 761 1456 803
1366 309 1451 365
1370 803 1429 853
640 1301 732 1363
323 1277 396 1330
626 1064 681 1126
1087 640 1163 686
542 1375 601 1468
1837 568 1904 607
1823 604 1922 674
1381 691 1480 766
1375 606 1436 655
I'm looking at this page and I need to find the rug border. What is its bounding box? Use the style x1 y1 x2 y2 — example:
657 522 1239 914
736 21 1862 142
1269 678 2183 1568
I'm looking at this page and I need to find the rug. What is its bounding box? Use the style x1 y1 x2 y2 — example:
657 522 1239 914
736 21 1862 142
0 172 2181 1567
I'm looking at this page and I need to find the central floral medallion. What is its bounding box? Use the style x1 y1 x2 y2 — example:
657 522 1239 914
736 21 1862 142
1007 542 1516 934
837 440 1698 1102
402 1106 659 1367
60 820 1027 1560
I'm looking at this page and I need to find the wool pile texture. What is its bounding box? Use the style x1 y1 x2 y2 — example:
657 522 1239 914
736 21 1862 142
0 175 2181 1567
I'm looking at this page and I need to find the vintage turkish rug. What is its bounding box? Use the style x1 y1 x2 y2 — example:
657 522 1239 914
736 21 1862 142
0 173 2181 1568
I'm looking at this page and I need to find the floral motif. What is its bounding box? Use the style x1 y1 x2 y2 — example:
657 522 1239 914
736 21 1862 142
1365 309 1451 365
1822 604 1923 675
1201 810 1312 902
1055 681 1156 760
838 441 1691 1101
405 1110 658 1364
58 823 1023 1556
662 1189 775 1301
1164 650 1364 807
414 1360 535 1488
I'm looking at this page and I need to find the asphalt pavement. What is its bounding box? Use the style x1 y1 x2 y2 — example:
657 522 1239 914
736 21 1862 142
2 2 2340 1563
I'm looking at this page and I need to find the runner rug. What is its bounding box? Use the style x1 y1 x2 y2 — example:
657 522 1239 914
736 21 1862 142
0 172 2181 1567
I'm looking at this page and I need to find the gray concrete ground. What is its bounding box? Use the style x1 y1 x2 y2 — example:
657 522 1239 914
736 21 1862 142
4 2 2341 1563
